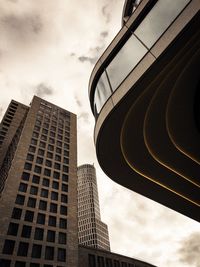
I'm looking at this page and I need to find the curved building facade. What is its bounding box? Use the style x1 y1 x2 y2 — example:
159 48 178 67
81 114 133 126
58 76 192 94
89 0 200 221
77 164 110 251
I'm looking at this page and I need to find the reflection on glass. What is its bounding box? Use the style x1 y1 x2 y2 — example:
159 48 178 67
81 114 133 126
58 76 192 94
134 0 190 48
94 71 112 113
106 34 147 91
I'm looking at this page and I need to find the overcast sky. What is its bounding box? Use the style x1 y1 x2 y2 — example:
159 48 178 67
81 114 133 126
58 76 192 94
0 0 199 266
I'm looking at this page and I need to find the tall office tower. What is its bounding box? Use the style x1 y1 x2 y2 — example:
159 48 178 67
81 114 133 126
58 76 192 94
0 96 78 267
77 164 110 251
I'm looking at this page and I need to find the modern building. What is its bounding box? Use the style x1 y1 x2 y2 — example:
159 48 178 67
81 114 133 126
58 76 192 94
88 0 200 221
0 96 78 267
78 245 156 267
77 164 110 251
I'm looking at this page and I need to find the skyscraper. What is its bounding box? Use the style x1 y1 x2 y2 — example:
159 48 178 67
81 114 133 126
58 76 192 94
77 164 110 251
0 96 78 267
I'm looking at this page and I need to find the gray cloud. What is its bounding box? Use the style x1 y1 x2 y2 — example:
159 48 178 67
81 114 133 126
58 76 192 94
75 95 82 108
100 31 108 38
78 112 90 124
102 4 111 23
178 232 200 267
0 13 42 43
35 83 53 98
78 56 98 65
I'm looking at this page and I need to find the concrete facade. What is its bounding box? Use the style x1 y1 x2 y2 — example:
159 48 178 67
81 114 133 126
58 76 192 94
0 96 78 267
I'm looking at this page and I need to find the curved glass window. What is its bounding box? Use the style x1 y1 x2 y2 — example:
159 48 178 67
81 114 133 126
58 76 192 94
93 0 191 116
106 34 147 91
134 0 190 48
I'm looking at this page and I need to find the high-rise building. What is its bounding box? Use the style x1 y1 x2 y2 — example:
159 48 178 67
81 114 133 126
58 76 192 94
0 96 78 267
77 164 110 251
88 0 200 221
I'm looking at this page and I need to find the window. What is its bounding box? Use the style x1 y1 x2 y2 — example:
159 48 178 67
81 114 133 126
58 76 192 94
39 141 46 148
7 222 19 236
59 218 67 229
34 126 40 132
47 152 53 159
41 189 48 198
54 163 60 170
28 146 36 153
30 263 40 267
26 153 34 161
89 254 96 267
49 216 56 227
21 172 30 181
21 225 32 238
42 178 50 187
49 138 55 144
53 171 60 180
57 141 62 147
18 183 27 193
61 194 68 203
63 157 69 164
34 165 42 174
56 147 61 154
63 165 68 173
32 175 40 184
12 208 22 219
48 144 54 151
17 242 29 256
57 134 62 140
46 160 52 167
98 257 105 267
45 246 54 260
32 244 42 258
121 263 128 267
64 150 69 157
38 149 45 156
15 194 25 205
27 197 36 208
41 134 47 141
106 258 113 267
60 206 67 215
47 230 55 242
24 162 32 171
42 128 48 134
33 131 39 138
50 203 57 213
0 259 11 267
31 138 37 145
51 126 56 131
51 191 58 201
113 261 120 267
62 184 68 192
36 157 43 164
55 154 61 161
2 240 15 255
62 174 68 182
52 181 59 189
57 248 66 262
44 168 51 177
50 131 55 137
34 228 44 240
30 186 38 195
37 213 45 224
15 261 26 267
24 210 34 222
39 200 47 210
58 232 66 244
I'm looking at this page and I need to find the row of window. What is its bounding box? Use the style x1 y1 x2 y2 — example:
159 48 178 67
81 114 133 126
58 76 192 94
0 260 64 267
89 254 139 267
7 222 67 243
2 239 66 261
29 144 69 158
12 207 67 228
22 171 68 183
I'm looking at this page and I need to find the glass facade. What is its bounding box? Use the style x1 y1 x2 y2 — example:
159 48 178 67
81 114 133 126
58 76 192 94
93 0 191 116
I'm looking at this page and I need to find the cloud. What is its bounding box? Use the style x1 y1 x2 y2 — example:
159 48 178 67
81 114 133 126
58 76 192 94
102 4 111 23
0 13 43 43
75 95 82 107
0 107 3 120
78 56 98 65
34 83 53 98
78 112 90 124
178 232 200 267
100 31 108 38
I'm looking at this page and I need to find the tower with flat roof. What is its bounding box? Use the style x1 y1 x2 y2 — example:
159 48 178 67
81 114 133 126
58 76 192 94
0 96 78 267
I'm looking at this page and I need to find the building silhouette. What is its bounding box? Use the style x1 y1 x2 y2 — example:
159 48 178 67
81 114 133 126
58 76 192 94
77 164 110 251
88 0 200 221
0 96 78 267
